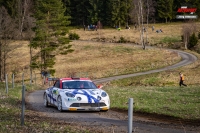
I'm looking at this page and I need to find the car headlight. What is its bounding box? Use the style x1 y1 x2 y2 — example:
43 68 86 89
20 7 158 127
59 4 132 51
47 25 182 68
65 92 75 97
101 92 107 97
77 97 82 101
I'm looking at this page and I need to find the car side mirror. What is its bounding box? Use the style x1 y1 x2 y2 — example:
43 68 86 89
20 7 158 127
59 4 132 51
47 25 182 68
97 85 103 89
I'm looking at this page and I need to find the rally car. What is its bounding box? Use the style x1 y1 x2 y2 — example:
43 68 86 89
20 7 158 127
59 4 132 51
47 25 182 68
43 77 110 111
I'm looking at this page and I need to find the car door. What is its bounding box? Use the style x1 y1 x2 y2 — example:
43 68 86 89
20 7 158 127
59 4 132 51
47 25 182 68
52 80 60 105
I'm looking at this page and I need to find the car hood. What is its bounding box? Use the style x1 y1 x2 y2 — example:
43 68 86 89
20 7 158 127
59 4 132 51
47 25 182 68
60 89 104 96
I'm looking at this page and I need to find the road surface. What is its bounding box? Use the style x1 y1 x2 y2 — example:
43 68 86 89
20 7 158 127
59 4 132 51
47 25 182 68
27 49 199 133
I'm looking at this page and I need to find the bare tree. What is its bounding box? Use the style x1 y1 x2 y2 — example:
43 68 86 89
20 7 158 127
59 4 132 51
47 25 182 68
27 14 35 84
182 22 197 49
145 0 156 46
131 0 156 49
0 0 34 81
18 0 35 83
97 20 103 40
18 0 34 40
0 6 17 80
133 0 145 49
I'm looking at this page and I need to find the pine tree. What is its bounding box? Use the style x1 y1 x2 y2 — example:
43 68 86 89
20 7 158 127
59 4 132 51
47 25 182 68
188 33 198 49
88 0 99 24
69 0 90 26
157 0 173 23
62 0 71 16
96 0 111 26
30 0 73 76
111 0 128 28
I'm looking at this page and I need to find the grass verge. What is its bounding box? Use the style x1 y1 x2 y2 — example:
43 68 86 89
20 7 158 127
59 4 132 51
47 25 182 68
0 83 91 133
104 85 200 120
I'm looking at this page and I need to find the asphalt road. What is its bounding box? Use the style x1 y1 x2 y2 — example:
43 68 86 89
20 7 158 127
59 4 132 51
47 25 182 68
26 49 199 133
93 49 197 83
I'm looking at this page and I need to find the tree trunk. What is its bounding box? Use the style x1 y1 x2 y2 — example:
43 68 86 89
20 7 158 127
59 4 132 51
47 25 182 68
0 42 2 80
30 44 33 84
139 0 145 50
184 34 188 50
146 0 149 47
3 38 7 80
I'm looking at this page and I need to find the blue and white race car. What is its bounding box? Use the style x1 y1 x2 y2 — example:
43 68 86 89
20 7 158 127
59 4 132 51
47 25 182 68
43 77 110 111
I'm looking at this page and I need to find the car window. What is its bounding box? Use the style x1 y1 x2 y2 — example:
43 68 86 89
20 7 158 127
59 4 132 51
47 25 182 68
54 80 60 88
62 81 97 89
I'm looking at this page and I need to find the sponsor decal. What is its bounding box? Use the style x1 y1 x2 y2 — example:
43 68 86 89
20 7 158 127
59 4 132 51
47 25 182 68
68 98 77 101
176 6 198 19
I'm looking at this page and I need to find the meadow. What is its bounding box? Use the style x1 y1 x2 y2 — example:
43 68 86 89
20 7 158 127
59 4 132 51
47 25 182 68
53 22 200 120
0 22 200 132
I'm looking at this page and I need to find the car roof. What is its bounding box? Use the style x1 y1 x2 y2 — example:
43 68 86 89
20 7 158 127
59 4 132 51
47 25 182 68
60 77 91 81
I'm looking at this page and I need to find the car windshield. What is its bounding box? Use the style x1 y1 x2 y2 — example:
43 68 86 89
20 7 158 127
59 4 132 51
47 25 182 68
62 81 98 89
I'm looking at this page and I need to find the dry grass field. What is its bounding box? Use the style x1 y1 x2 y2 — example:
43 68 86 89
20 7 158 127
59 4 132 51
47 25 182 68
71 22 200 46
5 22 200 86
54 41 180 78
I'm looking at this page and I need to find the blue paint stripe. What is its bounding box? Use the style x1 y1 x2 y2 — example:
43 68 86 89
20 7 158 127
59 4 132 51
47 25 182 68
72 89 99 103
48 94 56 102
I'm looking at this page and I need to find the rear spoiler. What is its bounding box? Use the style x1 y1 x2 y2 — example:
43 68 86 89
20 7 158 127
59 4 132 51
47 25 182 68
47 78 59 81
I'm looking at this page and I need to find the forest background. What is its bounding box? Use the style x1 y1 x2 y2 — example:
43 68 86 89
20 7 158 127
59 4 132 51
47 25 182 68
1 0 200 27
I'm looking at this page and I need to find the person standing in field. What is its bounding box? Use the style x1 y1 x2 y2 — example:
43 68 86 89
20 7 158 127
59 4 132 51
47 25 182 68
179 72 187 87
152 26 154 31
83 25 86 31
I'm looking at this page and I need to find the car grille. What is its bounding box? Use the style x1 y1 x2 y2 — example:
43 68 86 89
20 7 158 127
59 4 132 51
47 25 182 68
70 102 107 107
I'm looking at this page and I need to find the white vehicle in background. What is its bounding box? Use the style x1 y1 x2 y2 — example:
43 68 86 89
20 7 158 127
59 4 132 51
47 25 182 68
43 77 110 112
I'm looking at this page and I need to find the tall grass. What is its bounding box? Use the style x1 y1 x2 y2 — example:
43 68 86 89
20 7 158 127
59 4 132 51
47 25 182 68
160 36 181 44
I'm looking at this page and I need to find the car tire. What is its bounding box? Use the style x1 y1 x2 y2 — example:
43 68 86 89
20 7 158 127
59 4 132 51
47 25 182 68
57 96 63 112
44 93 49 107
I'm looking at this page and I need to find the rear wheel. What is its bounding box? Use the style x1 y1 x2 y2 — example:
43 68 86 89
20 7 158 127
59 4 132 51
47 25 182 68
44 93 49 107
57 96 63 112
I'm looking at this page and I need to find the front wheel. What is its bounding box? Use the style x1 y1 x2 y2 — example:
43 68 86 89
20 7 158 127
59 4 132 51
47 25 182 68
44 93 49 107
57 96 63 112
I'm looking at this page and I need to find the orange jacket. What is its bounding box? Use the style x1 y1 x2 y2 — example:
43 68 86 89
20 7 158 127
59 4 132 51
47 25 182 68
180 74 184 80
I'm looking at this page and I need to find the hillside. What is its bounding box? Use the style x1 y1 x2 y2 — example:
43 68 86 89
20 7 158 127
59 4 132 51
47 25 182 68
3 22 200 86
0 22 199 133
